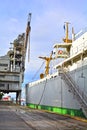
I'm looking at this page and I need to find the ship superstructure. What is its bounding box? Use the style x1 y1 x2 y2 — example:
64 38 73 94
0 13 31 104
26 23 87 118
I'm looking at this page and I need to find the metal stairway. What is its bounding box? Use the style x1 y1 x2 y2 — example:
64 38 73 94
59 67 87 118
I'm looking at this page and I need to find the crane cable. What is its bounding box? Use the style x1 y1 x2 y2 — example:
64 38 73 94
32 61 45 80
28 33 30 62
38 78 47 106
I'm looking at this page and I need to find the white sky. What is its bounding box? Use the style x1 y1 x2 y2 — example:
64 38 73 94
0 0 87 87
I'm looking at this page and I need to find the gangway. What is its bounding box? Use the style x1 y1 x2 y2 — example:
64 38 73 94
59 67 87 118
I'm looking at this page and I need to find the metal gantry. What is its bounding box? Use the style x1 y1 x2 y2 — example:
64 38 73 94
0 13 31 104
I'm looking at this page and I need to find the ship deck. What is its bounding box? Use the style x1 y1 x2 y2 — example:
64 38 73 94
54 46 87 69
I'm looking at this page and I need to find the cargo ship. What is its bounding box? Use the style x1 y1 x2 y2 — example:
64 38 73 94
26 22 87 118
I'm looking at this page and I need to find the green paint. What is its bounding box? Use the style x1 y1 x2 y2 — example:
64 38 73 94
27 103 85 118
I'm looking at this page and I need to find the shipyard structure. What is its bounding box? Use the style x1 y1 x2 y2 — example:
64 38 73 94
0 14 31 104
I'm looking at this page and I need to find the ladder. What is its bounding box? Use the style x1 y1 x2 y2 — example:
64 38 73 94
59 67 87 118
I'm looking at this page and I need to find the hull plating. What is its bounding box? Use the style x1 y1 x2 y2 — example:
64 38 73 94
26 63 87 118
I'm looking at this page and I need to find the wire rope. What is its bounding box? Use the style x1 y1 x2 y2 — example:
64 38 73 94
38 79 47 105
32 61 45 80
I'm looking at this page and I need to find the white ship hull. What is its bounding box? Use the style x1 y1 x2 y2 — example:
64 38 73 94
26 26 87 118
26 61 87 118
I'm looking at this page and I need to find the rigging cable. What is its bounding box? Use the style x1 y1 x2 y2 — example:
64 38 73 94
28 33 30 62
32 61 45 80
38 78 47 106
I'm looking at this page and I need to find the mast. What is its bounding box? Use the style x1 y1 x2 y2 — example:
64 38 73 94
63 22 72 43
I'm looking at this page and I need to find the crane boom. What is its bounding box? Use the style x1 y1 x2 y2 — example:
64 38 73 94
24 13 31 61
39 51 53 76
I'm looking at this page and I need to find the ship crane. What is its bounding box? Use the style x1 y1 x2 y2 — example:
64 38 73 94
39 51 53 78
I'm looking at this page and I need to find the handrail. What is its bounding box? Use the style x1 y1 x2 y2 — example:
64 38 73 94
75 27 87 40
71 40 87 55
62 69 87 106
63 71 87 105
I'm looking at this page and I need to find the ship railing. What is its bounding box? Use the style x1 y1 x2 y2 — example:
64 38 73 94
29 72 58 87
71 40 87 56
75 27 87 40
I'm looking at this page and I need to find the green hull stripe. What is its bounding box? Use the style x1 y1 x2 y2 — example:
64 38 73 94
27 103 85 118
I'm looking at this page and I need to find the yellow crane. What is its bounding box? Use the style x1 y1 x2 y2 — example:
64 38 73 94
39 51 53 78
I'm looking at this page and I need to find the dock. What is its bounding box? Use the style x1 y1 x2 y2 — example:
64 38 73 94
0 104 87 130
